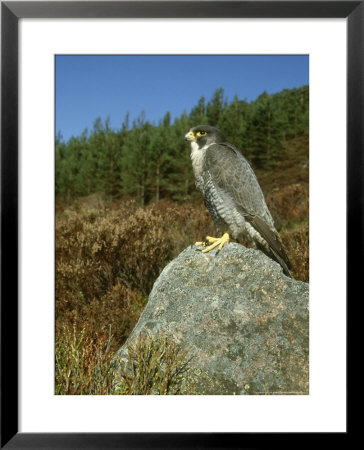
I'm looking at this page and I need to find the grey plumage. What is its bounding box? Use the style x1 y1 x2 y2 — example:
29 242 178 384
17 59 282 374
185 125 292 277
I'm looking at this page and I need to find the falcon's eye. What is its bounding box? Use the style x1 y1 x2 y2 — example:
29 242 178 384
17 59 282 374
197 130 207 137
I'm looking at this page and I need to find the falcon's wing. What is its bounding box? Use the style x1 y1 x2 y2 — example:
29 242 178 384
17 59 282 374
204 143 271 222
204 143 292 273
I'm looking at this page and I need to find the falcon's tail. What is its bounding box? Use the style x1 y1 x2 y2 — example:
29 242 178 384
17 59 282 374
255 240 292 278
247 215 293 278
269 247 293 278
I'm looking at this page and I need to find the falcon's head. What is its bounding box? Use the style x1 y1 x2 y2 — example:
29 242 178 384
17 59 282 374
184 125 226 149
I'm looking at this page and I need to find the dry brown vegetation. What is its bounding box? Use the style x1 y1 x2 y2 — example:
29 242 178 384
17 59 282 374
258 135 309 281
55 136 309 395
55 200 216 394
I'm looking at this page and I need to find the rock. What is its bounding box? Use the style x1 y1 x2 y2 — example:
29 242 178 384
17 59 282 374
116 243 309 395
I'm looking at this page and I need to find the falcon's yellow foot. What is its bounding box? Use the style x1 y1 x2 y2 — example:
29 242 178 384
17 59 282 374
198 232 230 253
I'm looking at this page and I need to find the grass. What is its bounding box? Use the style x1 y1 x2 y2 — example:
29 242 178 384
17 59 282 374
118 329 193 395
55 325 193 395
55 324 116 395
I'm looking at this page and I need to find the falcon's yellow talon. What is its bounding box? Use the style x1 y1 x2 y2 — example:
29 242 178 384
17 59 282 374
205 236 219 243
218 238 227 251
200 233 230 253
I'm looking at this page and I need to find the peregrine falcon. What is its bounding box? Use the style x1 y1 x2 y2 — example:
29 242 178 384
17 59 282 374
185 125 292 277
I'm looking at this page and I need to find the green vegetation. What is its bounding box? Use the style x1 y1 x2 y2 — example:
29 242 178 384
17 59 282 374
55 324 116 395
55 325 192 395
55 85 309 394
56 86 308 203
120 329 193 395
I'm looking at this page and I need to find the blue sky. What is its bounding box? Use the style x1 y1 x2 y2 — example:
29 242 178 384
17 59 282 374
56 55 308 142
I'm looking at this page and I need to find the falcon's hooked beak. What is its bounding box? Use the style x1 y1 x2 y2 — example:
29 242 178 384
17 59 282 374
184 131 196 142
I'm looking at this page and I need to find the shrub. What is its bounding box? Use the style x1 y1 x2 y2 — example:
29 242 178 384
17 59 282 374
266 183 309 229
56 200 214 300
118 330 193 395
56 201 170 298
55 200 215 353
281 222 309 282
55 324 116 395
55 325 193 395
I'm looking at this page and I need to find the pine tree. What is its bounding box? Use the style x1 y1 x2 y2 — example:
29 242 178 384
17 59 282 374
165 113 196 201
245 92 285 168
218 95 249 151
206 88 225 125
149 112 173 203
189 96 207 125
121 113 154 206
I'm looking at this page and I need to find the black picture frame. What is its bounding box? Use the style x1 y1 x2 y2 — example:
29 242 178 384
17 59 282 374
1 1 357 448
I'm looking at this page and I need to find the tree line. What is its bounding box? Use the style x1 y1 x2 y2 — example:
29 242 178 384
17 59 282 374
56 85 308 205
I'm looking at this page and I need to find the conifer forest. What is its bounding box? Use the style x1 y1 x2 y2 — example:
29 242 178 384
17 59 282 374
56 86 309 205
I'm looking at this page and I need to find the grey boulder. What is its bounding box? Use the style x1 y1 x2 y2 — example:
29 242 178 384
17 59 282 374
117 243 309 395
